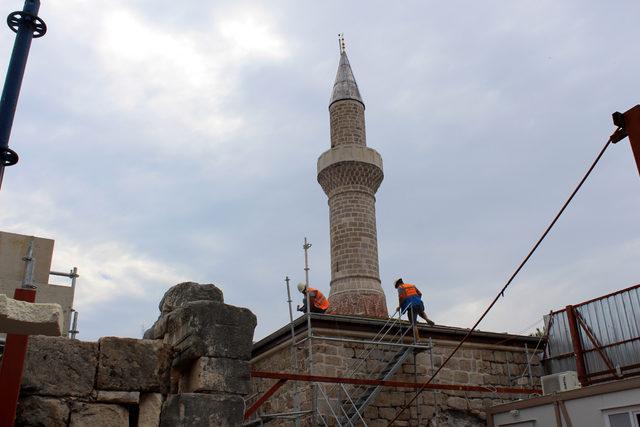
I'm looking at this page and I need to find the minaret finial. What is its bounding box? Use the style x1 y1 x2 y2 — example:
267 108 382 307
338 33 346 54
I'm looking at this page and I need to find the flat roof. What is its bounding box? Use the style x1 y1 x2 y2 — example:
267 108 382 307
253 313 543 358
488 376 640 415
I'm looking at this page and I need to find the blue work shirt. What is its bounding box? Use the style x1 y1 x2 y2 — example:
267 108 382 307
400 295 422 312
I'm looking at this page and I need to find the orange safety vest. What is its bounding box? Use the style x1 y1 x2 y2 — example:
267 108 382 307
308 287 329 310
397 283 419 305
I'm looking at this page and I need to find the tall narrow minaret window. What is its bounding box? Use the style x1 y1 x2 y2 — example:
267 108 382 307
317 36 389 318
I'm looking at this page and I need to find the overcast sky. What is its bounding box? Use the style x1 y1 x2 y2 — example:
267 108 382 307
0 1 639 341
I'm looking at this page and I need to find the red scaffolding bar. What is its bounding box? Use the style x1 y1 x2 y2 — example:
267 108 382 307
246 370 542 420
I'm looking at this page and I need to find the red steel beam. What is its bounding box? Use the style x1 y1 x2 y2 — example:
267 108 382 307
588 361 640 379
622 105 640 177
251 370 541 395
574 310 616 373
565 305 588 386
545 335 640 361
244 378 287 420
0 288 36 427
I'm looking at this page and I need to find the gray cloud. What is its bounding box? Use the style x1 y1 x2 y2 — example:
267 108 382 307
0 0 638 340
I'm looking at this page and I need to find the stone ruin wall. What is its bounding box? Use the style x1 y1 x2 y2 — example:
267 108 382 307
251 336 543 426
14 282 256 427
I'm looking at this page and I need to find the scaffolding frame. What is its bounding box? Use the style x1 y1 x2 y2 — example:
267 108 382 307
245 240 540 425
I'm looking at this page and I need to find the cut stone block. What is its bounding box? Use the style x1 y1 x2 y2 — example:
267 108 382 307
21 336 98 397
0 293 63 336
159 282 223 314
160 393 244 427
138 393 163 427
446 396 468 411
165 301 256 367
15 395 69 427
179 357 250 394
143 314 168 340
145 283 225 339
69 402 128 427
97 337 171 393
95 390 140 404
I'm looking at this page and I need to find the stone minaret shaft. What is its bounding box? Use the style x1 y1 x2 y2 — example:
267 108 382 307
317 47 388 318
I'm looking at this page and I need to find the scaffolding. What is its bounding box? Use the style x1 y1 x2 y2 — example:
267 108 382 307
244 240 540 426
244 237 430 425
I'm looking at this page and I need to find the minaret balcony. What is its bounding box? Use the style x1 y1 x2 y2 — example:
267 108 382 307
317 144 383 176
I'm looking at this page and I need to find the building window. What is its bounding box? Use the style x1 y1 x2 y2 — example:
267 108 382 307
604 406 640 427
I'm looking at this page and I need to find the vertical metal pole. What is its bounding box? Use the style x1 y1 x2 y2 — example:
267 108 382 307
69 310 79 339
566 305 588 385
21 238 36 288
412 313 421 425
525 343 533 386
303 237 316 425
0 0 46 188
68 267 78 337
429 337 437 418
285 276 302 427
413 351 421 425
0 287 36 426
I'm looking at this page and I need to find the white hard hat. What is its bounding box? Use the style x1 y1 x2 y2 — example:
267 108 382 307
297 282 307 293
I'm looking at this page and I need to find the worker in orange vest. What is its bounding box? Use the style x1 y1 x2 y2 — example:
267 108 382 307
395 278 435 330
296 283 329 314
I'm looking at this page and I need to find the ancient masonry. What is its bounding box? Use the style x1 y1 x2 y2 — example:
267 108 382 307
317 45 388 318
252 315 543 426
15 282 256 427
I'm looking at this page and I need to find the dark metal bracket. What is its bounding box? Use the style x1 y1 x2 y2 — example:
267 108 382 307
7 11 46 38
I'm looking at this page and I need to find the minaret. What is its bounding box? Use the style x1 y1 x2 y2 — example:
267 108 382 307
317 36 388 318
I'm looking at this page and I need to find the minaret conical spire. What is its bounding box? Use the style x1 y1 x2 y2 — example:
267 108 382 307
330 34 363 107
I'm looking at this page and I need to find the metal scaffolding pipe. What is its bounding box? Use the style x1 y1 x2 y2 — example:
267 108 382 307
0 0 46 188
308 335 433 351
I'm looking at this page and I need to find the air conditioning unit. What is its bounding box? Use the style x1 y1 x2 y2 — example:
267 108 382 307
541 371 581 395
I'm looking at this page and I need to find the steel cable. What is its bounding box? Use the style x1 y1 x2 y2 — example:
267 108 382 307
387 132 618 426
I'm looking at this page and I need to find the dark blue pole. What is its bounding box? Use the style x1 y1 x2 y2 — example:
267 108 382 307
0 0 46 189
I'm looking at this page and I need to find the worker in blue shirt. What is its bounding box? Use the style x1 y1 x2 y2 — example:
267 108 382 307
395 278 435 339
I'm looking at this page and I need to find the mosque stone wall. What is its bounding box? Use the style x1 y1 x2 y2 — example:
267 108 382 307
251 331 543 427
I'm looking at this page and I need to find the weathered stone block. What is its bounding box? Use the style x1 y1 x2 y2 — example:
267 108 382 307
379 407 396 420
144 283 225 339
453 371 469 384
165 301 256 367
0 294 63 336
459 358 473 371
139 393 163 427
69 402 128 427
95 390 140 404
513 352 526 363
469 372 484 385
15 396 69 427
159 282 223 314
160 393 244 427
21 336 97 397
97 337 171 393
446 396 468 411
179 357 250 394
143 314 168 340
